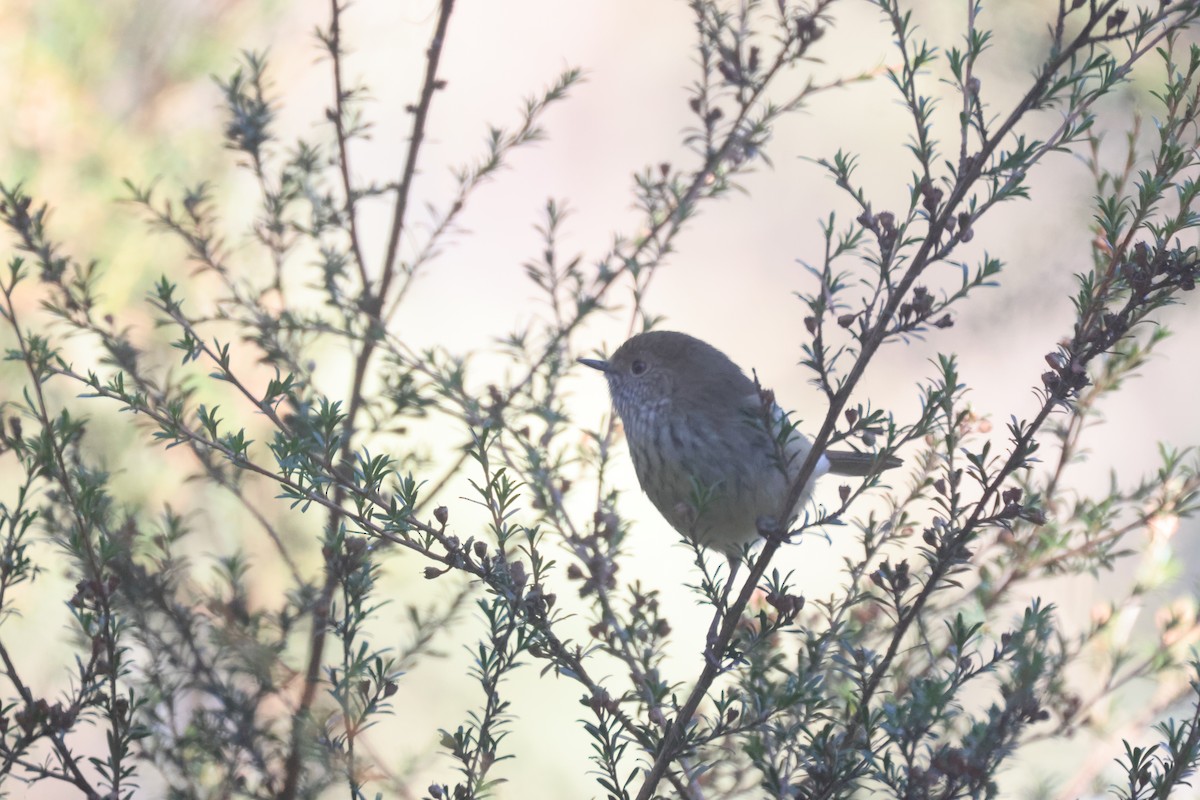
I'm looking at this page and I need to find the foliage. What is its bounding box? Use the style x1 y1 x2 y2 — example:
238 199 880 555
2 2 1200 799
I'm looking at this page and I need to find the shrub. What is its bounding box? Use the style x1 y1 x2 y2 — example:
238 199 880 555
3 2 1200 798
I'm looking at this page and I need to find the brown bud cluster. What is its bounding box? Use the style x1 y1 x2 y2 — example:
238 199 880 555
796 13 823 46
921 520 973 563
765 590 806 623
565 552 619 598
919 177 943 214
857 208 898 261
1040 347 1090 400
929 745 990 785
70 574 120 611
995 487 1045 526
582 687 620 717
428 782 471 800
1049 242 1199 408
1123 241 1198 296
593 510 620 541
629 588 670 639
870 559 911 597
523 582 557 621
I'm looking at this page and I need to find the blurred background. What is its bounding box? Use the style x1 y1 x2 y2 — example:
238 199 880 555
3 1 1199 797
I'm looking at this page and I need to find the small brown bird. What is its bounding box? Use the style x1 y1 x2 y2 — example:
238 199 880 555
579 330 901 556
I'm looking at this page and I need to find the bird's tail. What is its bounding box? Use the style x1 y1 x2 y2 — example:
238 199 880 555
824 450 903 477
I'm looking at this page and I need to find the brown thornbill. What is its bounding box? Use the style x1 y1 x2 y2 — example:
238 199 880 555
579 330 902 556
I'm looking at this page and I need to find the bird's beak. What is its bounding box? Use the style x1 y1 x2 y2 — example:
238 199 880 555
577 357 611 374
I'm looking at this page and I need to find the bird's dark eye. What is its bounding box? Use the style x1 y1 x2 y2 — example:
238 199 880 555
630 359 648 376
